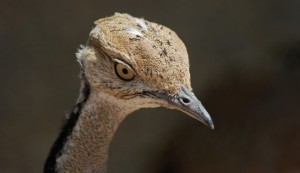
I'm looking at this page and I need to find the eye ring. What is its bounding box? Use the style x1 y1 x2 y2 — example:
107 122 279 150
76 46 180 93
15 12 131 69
114 62 135 81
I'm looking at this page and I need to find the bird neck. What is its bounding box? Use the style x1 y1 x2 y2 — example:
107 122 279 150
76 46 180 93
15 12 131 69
44 75 134 173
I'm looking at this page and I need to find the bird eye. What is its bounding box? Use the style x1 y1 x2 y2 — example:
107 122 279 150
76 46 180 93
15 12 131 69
114 62 135 81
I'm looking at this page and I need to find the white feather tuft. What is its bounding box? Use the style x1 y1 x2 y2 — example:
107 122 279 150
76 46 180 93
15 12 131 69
76 45 86 68
125 28 143 37
135 18 148 31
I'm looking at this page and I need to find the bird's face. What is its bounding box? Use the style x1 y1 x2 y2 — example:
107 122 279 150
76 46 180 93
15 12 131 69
77 13 213 129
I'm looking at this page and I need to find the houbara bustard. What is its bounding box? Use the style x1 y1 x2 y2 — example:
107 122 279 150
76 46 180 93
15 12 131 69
44 13 214 173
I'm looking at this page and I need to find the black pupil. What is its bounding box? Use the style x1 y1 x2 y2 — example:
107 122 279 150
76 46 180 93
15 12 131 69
122 68 128 74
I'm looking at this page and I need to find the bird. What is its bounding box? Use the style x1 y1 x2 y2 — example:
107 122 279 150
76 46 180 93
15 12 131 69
44 13 214 173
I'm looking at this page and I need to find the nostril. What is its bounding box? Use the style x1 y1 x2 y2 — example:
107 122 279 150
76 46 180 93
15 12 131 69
181 97 190 105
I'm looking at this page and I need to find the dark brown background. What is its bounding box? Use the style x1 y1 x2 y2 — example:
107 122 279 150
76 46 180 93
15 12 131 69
1 0 300 173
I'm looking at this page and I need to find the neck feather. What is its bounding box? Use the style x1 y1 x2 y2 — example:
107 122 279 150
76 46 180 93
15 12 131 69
44 73 133 173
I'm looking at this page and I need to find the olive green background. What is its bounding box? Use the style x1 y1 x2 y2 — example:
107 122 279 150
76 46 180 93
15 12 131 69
1 0 300 173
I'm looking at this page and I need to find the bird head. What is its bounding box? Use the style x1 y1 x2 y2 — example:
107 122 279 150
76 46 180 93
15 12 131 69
77 13 214 129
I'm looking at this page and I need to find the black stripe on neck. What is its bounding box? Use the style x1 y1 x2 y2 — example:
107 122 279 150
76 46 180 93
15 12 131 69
44 74 90 173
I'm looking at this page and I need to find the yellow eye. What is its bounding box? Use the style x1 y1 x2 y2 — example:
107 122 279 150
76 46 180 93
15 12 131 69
115 62 135 81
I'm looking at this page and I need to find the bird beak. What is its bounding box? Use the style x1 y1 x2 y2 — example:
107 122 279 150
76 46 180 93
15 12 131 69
154 86 214 129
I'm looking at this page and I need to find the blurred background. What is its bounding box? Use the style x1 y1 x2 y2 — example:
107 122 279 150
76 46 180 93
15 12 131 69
1 0 300 172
